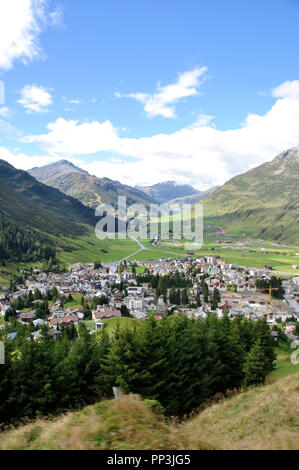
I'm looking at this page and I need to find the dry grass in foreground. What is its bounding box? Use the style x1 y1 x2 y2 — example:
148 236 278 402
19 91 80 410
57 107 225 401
0 372 298 450
183 371 299 450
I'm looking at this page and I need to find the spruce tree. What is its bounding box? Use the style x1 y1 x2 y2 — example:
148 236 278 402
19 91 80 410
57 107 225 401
254 318 276 373
211 288 221 310
202 281 209 303
243 339 267 387
196 292 201 307
181 288 189 305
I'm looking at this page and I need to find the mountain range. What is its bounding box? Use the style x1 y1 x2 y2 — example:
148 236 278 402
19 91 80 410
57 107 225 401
202 147 299 243
136 181 202 203
29 161 216 208
29 160 158 209
1 146 298 250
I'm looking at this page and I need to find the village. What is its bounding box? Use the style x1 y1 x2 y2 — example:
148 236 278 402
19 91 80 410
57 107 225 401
1 254 299 341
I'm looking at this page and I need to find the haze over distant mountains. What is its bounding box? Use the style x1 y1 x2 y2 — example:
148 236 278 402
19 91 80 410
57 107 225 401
203 147 299 244
137 181 199 203
136 181 217 204
167 186 219 206
29 161 216 207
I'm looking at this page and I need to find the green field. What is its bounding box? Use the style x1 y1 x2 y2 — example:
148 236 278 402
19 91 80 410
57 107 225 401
56 233 188 265
0 262 19 284
63 293 84 308
56 232 139 265
270 353 299 380
1 228 298 287
101 317 143 336
133 239 299 275
195 247 299 274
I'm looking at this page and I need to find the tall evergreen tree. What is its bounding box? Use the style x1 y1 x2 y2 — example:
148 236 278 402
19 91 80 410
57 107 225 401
243 339 267 387
202 281 209 303
211 288 221 310
181 288 189 305
254 318 276 373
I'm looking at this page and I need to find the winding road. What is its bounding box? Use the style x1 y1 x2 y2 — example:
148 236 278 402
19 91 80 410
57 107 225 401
119 236 184 263
119 238 150 262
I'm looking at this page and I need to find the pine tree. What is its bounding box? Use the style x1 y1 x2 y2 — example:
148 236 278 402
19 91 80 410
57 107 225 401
100 326 145 395
34 288 42 300
97 328 113 396
176 289 181 305
169 288 177 305
181 288 189 305
120 304 131 317
202 281 209 303
51 286 59 300
243 339 267 387
165 316 205 417
196 291 201 307
226 318 246 386
136 317 171 405
211 288 221 310
60 323 102 406
254 318 276 373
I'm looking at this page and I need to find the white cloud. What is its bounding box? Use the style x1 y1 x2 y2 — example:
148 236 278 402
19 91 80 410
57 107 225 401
63 97 82 104
18 79 299 189
0 146 58 170
0 0 62 71
0 107 10 118
116 67 208 118
189 114 214 128
24 118 119 153
272 80 299 99
18 84 53 113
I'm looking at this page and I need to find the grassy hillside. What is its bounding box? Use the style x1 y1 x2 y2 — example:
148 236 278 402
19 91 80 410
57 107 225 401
168 186 219 206
203 147 299 244
1 372 298 450
182 371 299 450
0 160 103 278
0 160 96 239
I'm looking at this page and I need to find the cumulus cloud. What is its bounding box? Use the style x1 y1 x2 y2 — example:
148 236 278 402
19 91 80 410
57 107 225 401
0 146 58 170
24 118 119 152
116 67 208 118
0 0 63 71
18 84 53 113
19 79 299 188
272 80 299 99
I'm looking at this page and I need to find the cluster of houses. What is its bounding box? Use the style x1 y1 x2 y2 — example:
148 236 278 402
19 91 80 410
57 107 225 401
1 254 299 341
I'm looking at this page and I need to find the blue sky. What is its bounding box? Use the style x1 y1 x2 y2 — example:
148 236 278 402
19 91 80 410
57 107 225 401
0 0 299 188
